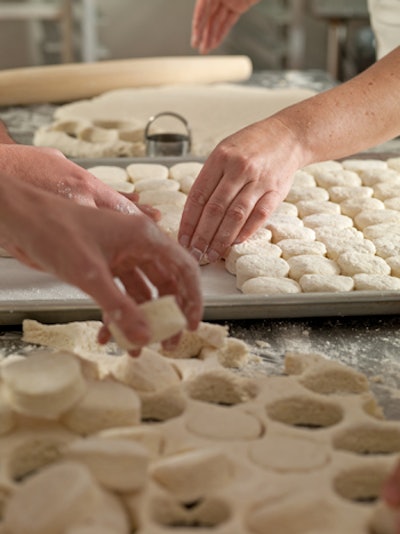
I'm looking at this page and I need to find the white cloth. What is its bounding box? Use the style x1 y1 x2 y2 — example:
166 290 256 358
368 0 400 58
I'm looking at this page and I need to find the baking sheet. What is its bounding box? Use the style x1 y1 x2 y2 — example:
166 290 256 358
1 257 400 325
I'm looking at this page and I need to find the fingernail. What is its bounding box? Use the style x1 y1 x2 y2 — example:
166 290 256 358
190 247 204 263
206 249 220 263
179 234 190 248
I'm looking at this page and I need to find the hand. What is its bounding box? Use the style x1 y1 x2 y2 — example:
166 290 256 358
191 0 261 53
0 143 138 215
178 117 303 263
0 177 203 355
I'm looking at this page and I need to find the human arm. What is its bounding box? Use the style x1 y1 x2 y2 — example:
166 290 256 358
0 120 143 215
179 46 400 263
0 176 202 355
191 0 261 54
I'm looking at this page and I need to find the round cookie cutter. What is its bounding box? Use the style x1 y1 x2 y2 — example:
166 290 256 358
144 111 192 157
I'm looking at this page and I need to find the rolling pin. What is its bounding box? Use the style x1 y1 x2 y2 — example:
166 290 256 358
0 55 252 106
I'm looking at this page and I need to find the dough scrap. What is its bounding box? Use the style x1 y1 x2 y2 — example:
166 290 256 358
108 295 187 351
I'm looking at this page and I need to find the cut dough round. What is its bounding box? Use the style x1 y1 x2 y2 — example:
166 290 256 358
340 197 385 218
138 189 187 207
65 437 149 492
287 255 340 280
87 165 128 184
354 209 400 230
285 186 329 203
353 273 400 291
273 201 299 216
388 157 400 172
3 461 101 534
385 255 400 277
235 255 290 289
296 200 340 218
384 197 400 211
134 178 179 192
241 276 301 294
324 238 376 261
363 223 400 240
168 161 203 182
278 239 327 260
249 434 330 472
328 185 373 203
312 169 361 188
302 160 343 175
341 158 388 172
314 226 363 243
373 235 400 259
224 242 281 275
302 213 353 230
268 223 316 243
291 170 316 187
62 379 141 435
126 163 169 182
299 274 354 293
337 252 391 276
1 350 86 419
373 181 400 201
359 167 400 186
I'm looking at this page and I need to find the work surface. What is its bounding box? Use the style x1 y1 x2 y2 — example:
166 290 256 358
1 69 400 421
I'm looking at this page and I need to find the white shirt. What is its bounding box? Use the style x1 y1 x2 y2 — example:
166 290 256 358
368 0 400 58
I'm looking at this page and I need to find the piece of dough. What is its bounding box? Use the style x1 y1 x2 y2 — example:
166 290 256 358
268 223 316 243
285 186 329 203
61 379 141 435
278 238 327 260
312 169 362 188
373 181 400 201
388 157 400 172
126 163 169 182
369 500 398 534
296 200 340 218
235 255 290 290
328 185 373 203
87 165 128 184
1 349 86 420
384 197 400 211
299 274 354 293
108 295 187 351
168 161 203 183
354 209 400 230
291 170 316 187
224 242 281 275
337 251 391 276
3 461 102 534
65 437 149 492
287 255 340 280
340 197 385 218
324 238 376 261
341 158 388 172
302 160 343 175
363 223 400 240
273 201 299 216
138 189 187 207
302 213 353 230
360 168 400 186
150 448 234 502
241 276 301 295
373 235 400 259
134 177 179 193
353 273 400 291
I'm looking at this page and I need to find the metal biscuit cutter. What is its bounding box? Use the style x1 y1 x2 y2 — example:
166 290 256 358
144 111 192 157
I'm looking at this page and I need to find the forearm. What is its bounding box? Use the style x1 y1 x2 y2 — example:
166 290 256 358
271 46 400 167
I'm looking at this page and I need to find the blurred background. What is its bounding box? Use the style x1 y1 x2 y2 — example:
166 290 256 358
0 0 375 81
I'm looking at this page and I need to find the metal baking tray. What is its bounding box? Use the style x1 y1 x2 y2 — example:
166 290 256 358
1 258 400 325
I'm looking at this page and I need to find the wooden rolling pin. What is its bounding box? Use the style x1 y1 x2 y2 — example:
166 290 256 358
0 55 252 106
